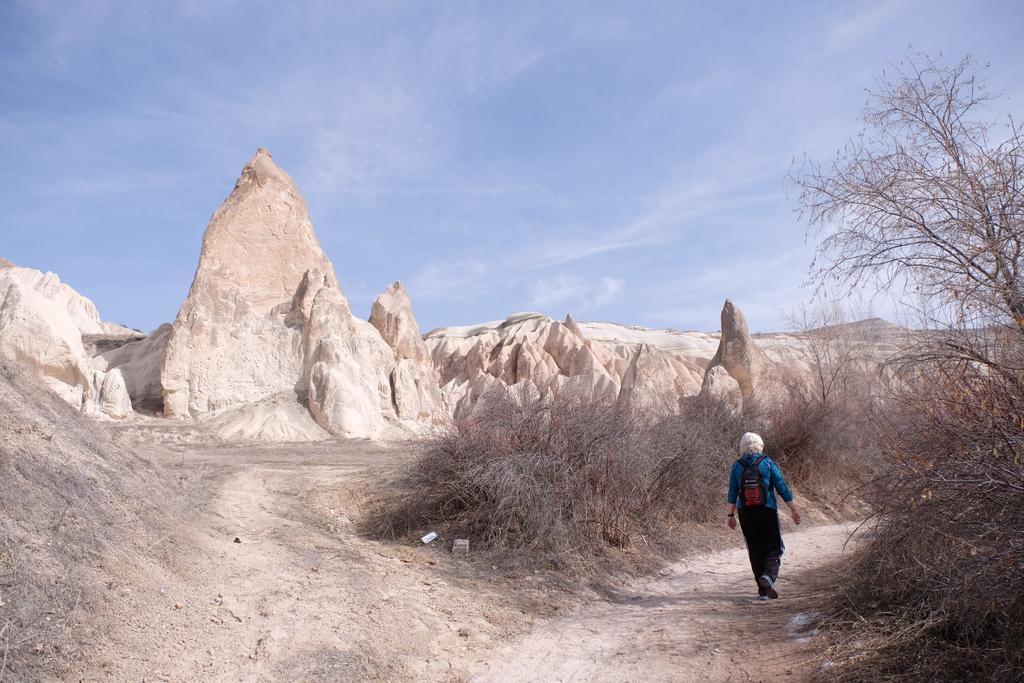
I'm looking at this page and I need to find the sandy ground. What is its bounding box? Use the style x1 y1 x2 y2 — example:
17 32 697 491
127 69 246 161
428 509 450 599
70 431 857 682
470 523 857 682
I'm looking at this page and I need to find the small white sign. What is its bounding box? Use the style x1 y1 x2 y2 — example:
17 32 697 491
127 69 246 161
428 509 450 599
421 531 438 544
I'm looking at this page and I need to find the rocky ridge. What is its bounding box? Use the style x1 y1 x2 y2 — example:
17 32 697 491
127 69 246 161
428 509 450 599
424 307 821 416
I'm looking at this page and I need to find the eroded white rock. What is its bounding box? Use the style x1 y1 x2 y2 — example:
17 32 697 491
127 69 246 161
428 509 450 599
160 148 336 418
0 264 135 418
297 269 397 439
369 282 443 422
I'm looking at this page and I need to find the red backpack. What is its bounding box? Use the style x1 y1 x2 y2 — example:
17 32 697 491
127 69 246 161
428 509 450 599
739 455 768 507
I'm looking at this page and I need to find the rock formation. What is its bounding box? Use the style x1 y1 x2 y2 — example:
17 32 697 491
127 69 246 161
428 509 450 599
618 343 697 411
699 299 762 408
154 148 440 439
0 262 134 418
370 282 443 422
99 323 173 413
699 365 743 411
293 269 397 438
425 313 717 416
1 141 920 445
161 148 337 418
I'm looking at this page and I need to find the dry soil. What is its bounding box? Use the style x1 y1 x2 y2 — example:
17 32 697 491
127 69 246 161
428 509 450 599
71 428 858 682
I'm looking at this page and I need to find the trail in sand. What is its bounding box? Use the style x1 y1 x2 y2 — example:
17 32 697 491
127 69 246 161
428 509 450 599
88 433 858 681
471 522 859 682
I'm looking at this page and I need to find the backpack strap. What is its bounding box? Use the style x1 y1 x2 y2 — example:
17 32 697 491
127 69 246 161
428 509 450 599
753 455 770 487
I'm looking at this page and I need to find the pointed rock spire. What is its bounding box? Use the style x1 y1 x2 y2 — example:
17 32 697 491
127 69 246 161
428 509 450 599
161 148 340 418
370 281 443 421
700 299 761 403
563 313 584 339
369 282 429 364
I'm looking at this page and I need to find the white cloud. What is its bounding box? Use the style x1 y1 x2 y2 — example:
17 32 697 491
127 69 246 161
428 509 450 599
410 259 489 299
529 275 624 312
302 85 439 196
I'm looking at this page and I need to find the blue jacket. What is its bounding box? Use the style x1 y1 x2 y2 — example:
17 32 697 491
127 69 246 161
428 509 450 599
727 453 793 510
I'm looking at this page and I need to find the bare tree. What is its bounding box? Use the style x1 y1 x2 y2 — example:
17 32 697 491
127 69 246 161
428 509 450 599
793 55 1024 680
795 54 1024 338
787 301 876 408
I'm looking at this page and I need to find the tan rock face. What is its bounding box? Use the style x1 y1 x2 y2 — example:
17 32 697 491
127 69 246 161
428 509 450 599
370 282 430 365
0 265 135 418
700 299 762 407
424 313 716 416
0 280 91 403
100 323 172 412
151 149 443 439
1 264 116 334
700 365 743 412
98 368 133 418
295 270 397 438
369 282 442 421
160 148 337 418
618 344 700 411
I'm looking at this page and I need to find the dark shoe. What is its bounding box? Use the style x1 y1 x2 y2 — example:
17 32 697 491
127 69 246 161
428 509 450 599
758 575 778 599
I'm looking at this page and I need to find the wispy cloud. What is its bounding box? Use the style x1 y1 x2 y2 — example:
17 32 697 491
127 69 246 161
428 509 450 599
410 259 490 300
407 165 780 305
825 0 917 54
529 274 624 311
302 85 439 196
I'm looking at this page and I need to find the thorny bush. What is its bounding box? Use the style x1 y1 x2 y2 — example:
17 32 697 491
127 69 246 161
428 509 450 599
373 388 746 572
819 351 1024 681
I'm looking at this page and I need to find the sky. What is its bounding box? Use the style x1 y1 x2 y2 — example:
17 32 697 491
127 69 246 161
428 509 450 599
2 1 1023 334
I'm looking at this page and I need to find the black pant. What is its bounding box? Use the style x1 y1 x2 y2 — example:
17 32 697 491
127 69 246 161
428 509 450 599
738 506 784 594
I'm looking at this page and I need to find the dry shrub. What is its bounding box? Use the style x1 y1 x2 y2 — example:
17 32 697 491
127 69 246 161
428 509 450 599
647 393 749 521
768 397 875 492
756 385 827 486
820 356 1024 681
372 388 744 571
753 365 883 494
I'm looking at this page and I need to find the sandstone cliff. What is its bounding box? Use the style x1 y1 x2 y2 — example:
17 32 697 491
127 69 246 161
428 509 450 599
0 262 134 418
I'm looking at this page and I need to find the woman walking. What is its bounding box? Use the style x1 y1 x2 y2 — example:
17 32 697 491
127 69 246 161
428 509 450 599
726 432 801 599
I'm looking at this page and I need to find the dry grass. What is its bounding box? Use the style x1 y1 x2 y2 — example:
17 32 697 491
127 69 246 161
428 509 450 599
0 364 194 680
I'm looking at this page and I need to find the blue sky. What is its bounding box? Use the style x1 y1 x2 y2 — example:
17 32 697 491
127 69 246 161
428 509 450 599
3 1 1023 333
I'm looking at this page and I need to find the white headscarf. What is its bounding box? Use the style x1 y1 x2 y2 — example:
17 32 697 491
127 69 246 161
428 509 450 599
739 432 764 456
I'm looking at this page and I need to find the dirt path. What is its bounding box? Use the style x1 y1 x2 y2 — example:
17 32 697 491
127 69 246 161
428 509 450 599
470 523 858 682
84 434 857 681
85 440 546 680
